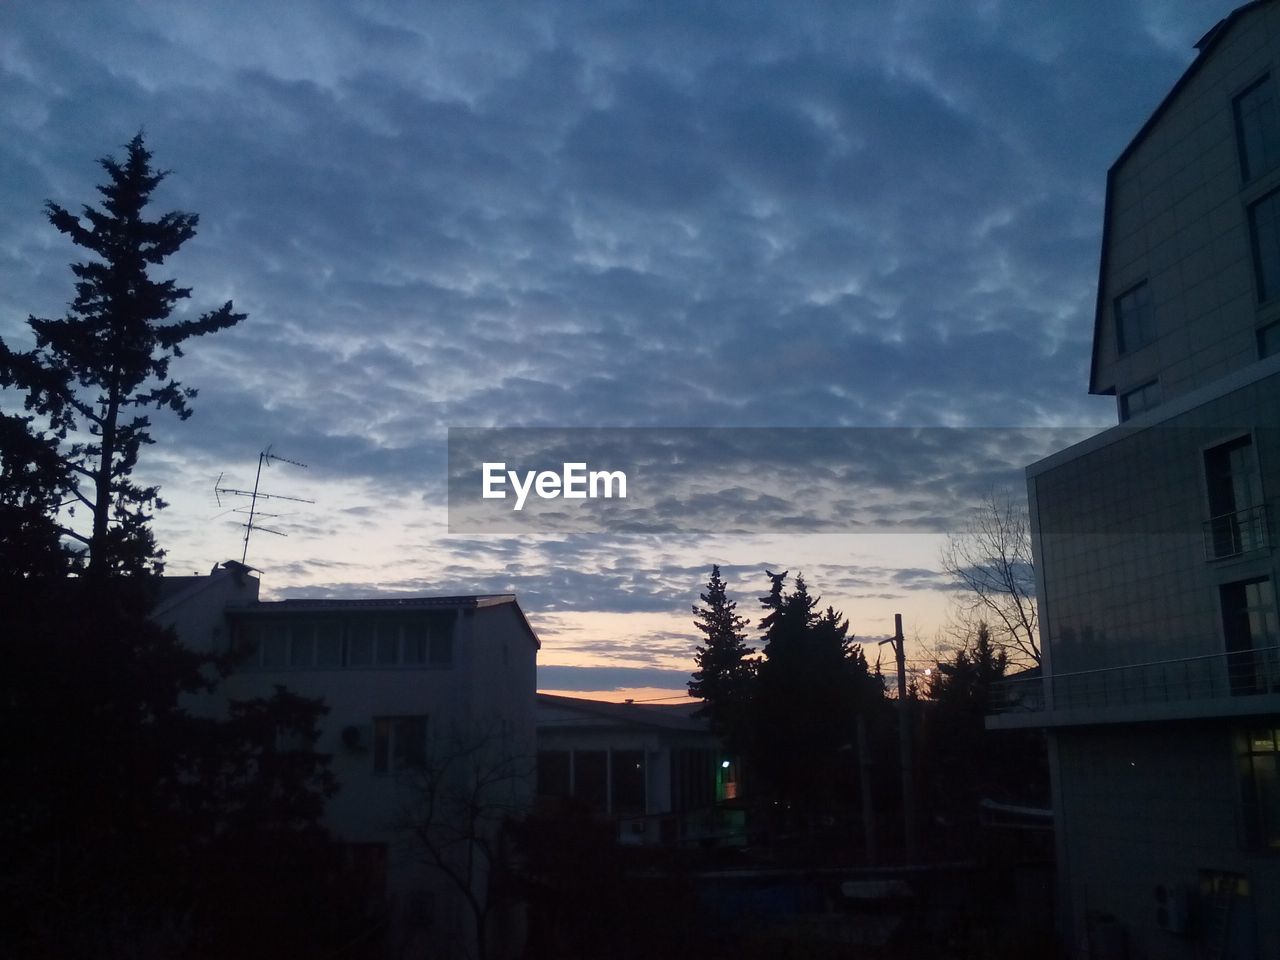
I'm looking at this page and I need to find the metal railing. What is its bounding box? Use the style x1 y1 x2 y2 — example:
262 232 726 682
991 645 1280 714
1202 503 1270 560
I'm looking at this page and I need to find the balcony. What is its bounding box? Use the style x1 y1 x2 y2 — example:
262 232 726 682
1202 503 1270 560
988 645 1280 729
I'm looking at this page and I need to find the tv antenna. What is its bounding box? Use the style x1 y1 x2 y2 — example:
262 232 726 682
214 446 315 564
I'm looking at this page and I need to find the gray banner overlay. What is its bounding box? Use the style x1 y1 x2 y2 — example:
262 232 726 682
447 427 1109 534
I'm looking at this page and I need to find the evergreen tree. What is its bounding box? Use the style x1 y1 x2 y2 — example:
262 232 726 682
0 137 365 956
687 565 755 745
0 132 244 580
752 571 880 818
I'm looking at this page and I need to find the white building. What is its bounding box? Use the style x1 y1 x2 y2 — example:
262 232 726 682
155 561 540 958
990 4 1280 958
534 693 743 847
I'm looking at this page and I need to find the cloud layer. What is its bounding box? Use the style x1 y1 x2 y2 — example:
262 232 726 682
0 1 1235 690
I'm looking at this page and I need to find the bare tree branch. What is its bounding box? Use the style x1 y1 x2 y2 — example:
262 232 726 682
940 487 1040 666
394 721 533 960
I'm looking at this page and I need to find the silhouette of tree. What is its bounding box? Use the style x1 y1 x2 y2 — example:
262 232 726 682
928 621 1008 710
687 564 755 748
0 138 362 958
0 412 69 578
0 132 243 580
751 571 881 817
940 487 1039 665
398 722 533 960
924 622 1047 842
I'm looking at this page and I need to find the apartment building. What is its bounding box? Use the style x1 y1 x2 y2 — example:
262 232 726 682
155 561 540 959
989 4 1280 958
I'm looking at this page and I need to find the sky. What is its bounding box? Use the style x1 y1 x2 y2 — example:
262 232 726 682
0 0 1244 700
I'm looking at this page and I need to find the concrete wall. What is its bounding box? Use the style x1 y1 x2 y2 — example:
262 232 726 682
1054 723 1280 960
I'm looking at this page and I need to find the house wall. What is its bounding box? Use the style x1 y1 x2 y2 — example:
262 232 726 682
158 585 538 958
1094 2 1280 410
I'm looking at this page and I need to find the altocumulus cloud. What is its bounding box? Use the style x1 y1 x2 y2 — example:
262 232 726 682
0 0 1240 686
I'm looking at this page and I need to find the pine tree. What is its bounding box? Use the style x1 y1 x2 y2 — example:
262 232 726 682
0 137 365 955
688 565 755 743
752 571 880 816
0 132 244 580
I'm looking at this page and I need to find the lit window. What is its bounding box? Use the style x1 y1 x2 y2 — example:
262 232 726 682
373 715 427 774
1250 190 1280 303
1238 727 1280 848
1115 281 1155 354
1235 75 1280 182
1118 380 1160 421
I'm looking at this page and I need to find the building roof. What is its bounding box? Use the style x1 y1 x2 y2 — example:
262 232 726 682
155 561 541 648
536 693 712 733
234 593 542 649
1089 0 1274 395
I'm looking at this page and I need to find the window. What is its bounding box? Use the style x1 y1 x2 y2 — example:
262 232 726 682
1235 75 1280 182
574 750 608 812
1119 380 1160 421
536 750 572 800
1250 189 1280 303
1260 320 1280 359
316 622 342 666
1203 436 1266 558
1238 728 1280 848
611 750 646 815
1221 579 1279 696
373 715 427 774
1114 281 1155 354
234 615 451 670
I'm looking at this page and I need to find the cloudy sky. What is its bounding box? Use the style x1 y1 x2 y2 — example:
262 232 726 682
0 1 1240 698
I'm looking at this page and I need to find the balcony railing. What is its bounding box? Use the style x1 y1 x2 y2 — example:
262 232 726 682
1202 503 1270 560
991 644 1280 715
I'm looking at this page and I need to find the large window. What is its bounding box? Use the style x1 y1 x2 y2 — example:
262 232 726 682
1203 436 1266 559
1238 728 1280 849
373 715 427 774
1114 281 1155 354
234 615 453 670
1220 578 1279 695
1250 190 1280 304
1235 75 1280 182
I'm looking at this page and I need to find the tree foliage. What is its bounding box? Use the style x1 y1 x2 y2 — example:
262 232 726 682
922 622 1047 843
0 132 243 580
752 571 881 811
940 487 1040 665
687 564 755 746
0 137 363 957
687 568 884 824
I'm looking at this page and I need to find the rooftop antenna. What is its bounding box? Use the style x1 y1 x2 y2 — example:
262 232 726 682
214 445 315 564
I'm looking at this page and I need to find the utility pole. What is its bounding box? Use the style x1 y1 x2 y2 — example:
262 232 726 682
880 613 917 864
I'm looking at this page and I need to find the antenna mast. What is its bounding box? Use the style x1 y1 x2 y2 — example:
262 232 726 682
214 445 315 564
